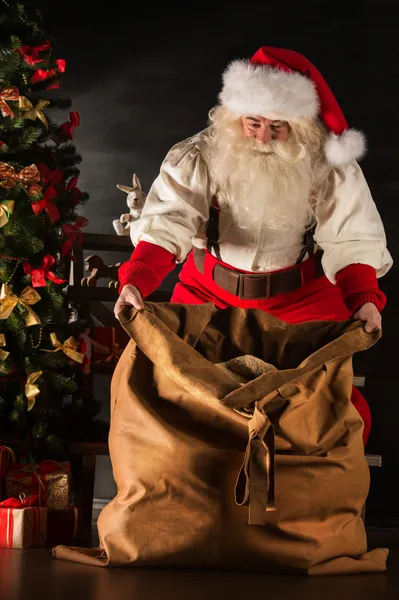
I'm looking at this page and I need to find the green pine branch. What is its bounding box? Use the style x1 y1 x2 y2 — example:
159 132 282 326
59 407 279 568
0 0 102 459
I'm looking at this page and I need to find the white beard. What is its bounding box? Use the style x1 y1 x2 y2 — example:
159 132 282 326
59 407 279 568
204 124 316 233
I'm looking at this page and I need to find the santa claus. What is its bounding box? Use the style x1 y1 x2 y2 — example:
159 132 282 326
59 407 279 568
115 46 393 444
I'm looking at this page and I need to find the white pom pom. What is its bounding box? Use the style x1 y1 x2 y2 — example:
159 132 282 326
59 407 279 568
325 129 366 166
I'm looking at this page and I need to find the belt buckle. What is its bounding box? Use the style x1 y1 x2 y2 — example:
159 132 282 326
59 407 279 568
238 273 272 300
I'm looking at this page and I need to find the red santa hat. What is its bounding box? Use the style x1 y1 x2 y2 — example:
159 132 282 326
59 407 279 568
219 46 366 166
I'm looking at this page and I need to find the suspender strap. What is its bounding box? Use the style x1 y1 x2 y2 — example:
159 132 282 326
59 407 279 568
296 221 316 265
206 195 222 260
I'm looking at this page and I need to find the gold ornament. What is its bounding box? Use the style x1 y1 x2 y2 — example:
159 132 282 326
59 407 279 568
0 162 42 196
42 332 84 363
25 370 43 411
0 333 9 361
0 200 14 228
0 283 41 326
19 96 49 128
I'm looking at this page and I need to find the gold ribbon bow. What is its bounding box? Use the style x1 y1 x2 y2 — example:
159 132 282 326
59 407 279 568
0 333 9 361
0 200 15 228
0 162 42 197
19 96 49 128
0 284 41 327
42 332 84 363
25 370 43 411
0 87 20 118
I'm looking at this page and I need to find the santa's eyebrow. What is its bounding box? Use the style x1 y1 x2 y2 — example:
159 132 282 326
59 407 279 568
246 117 285 125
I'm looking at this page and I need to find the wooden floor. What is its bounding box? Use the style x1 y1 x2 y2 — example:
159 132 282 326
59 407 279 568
1 528 399 600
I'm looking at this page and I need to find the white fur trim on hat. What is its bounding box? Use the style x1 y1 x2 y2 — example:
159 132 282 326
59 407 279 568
325 129 366 166
219 59 319 120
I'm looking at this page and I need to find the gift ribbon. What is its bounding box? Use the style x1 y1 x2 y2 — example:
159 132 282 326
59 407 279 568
0 283 41 326
61 216 88 257
25 371 43 411
95 328 122 364
19 96 50 128
23 255 66 288
17 41 50 66
235 403 276 525
42 332 84 363
0 200 15 228
60 111 80 139
0 333 9 361
0 162 42 196
31 185 60 223
0 494 39 508
0 87 20 118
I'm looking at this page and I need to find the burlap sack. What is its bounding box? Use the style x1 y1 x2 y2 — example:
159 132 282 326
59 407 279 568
53 303 388 574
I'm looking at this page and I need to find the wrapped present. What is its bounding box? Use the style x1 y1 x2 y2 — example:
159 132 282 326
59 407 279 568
47 506 80 545
0 445 16 499
91 326 129 364
0 494 47 549
5 460 72 511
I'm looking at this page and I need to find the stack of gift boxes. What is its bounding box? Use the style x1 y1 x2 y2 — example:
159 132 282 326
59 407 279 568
0 445 80 549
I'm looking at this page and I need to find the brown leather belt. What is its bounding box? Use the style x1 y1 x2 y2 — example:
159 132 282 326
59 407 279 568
193 247 324 300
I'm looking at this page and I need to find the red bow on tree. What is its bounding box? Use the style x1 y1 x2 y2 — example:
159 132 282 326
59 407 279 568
38 163 64 193
61 217 88 258
31 186 60 223
24 254 66 287
66 176 83 206
61 112 80 139
31 59 66 85
17 41 51 66
24 255 66 288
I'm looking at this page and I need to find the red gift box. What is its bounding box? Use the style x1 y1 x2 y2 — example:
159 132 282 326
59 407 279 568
5 460 72 511
0 495 47 549
0 445 16 500
91 326 130 364
47 506 80 545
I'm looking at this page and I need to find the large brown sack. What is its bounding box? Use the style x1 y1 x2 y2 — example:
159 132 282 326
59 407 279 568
53 303 388 575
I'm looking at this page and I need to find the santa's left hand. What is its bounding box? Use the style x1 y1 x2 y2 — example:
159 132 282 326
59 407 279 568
354 302 382 333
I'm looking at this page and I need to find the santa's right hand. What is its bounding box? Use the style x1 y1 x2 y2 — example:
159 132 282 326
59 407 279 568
114 284 144 317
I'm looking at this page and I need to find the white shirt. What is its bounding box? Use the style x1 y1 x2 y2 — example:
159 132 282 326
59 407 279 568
130 130 392 283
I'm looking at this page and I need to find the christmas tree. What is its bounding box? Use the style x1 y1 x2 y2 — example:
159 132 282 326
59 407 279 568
0 0 106 459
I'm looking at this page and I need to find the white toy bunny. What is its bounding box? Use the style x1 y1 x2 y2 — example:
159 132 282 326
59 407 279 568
113 174 147 236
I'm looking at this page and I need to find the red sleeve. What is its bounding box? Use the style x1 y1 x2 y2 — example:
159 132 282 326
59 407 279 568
336 263 386 314
118 241 176 298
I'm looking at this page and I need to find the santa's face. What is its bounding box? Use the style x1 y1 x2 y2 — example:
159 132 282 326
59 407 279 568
204 108 325 233
241 116 290 144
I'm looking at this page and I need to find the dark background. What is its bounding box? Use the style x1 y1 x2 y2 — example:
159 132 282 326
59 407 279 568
38 0 398 522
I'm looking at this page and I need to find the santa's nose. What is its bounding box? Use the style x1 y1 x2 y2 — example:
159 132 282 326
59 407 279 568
256 126 273 144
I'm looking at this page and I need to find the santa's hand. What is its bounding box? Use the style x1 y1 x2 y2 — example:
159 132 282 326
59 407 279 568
114 284 144 317
354 302 382 333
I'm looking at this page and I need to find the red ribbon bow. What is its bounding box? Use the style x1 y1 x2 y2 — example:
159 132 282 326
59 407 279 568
31 186 60 223
66 176 83 206
61 216 88 257
23 255 66 288
31 59 66 86
0 495 39 508
61 112 80 140
38 163 64 189
17 41 51 66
